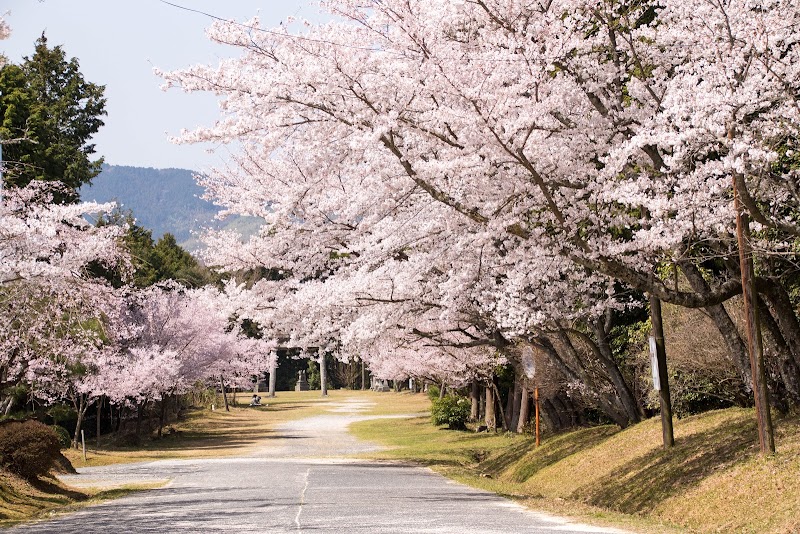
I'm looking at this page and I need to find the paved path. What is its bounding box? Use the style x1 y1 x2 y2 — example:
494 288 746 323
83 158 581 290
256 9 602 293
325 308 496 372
10 399 628 533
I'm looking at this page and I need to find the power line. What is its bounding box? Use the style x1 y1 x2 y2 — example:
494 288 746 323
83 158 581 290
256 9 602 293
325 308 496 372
158 0 403 55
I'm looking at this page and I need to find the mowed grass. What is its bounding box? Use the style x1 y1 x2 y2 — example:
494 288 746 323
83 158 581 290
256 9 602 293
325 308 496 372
350 406 800 533
62 389 426 467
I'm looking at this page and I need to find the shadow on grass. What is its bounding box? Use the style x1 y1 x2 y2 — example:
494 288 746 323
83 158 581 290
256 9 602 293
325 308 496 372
577 416 758 514
507 426 619 483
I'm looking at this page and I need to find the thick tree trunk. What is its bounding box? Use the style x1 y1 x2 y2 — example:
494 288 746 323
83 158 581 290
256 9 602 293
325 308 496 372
470 380 480 421
320 354 328 396
269 363 277 398
759 280 800 367
510 377 522 432
757 296 800 408
484 384 496 431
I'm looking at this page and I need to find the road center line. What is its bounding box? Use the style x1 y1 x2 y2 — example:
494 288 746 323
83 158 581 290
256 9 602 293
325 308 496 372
294 467 311 530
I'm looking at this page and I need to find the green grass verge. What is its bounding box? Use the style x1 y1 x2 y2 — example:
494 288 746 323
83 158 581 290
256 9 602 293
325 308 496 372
350 406 800 533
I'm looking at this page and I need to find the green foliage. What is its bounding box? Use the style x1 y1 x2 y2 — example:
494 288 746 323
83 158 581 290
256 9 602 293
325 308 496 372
426 385 441 401
0 420 62 479
431 395 471 430
91 211 216 288
0 34 106 203
46 404 75 426
51 425 71 449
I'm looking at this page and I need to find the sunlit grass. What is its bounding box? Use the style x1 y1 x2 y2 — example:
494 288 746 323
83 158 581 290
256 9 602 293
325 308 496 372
351 407 800 533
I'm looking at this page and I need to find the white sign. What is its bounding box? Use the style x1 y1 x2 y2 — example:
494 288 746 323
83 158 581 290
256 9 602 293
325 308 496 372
521 345 536 379
649 336 661 391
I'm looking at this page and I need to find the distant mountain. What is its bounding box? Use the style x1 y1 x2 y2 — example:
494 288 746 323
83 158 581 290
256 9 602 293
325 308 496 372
79 165 259 249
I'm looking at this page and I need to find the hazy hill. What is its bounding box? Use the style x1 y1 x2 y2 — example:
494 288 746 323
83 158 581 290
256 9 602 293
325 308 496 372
80 165 259 249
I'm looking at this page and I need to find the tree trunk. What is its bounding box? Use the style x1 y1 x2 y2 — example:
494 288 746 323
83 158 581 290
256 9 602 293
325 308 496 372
157 396 168 439
590 320 642 425
470 380 480 421
757 296 800 409
510 377 522 432
269 363 277 398
320 354 328 397
544 332 632 427
485 384 496 431
72 395 87 449
493 382 508 431
682 263 753 389
517 382 530 433
96 396 103 447
220 375 230 412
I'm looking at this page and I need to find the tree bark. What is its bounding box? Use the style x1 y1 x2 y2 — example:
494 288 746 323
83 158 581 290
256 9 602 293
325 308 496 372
320 353 328 397
510 377 522 432
681 263 753 388
517 381 530 433
72 395 87 449
470 380 480 421
220 375 230 412
484 384 496 431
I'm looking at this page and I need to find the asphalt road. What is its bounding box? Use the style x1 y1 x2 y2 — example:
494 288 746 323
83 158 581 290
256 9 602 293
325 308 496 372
10 399 628 534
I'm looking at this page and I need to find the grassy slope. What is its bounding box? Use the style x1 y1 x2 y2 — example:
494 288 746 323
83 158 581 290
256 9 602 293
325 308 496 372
351 404 800 533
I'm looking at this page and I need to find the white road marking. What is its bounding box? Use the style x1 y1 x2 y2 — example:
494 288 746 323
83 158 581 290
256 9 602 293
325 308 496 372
294 467 311 530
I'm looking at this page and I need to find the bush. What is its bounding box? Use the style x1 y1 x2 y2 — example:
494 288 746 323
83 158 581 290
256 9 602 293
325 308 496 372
426 385 441 401
0 420 62 479
431 395 471 430
51 425 72 449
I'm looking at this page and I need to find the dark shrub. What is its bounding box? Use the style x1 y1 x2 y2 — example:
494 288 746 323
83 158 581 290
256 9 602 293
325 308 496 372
0 420 62 479
51 425 72 449
431 395 471 430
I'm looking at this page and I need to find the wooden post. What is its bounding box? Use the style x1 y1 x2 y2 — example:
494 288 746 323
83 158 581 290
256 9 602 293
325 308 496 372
534 387 540 447
649 295 675 448
730 124 775 454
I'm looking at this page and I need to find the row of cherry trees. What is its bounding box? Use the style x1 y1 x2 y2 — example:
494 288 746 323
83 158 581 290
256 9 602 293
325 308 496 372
0 16 276 444
0 181 275 443
160 0 800 429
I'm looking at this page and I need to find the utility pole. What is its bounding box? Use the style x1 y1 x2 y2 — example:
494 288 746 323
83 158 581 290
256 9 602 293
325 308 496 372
649 295 674 448
730 127 774 453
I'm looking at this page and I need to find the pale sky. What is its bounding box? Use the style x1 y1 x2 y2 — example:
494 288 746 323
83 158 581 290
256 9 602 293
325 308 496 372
2 0 322 171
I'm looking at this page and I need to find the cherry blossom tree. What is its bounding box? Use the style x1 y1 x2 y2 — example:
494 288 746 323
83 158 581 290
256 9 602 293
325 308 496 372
161 0 800 430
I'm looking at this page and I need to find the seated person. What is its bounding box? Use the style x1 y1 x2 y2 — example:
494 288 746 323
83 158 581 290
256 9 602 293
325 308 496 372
249 394 262 406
